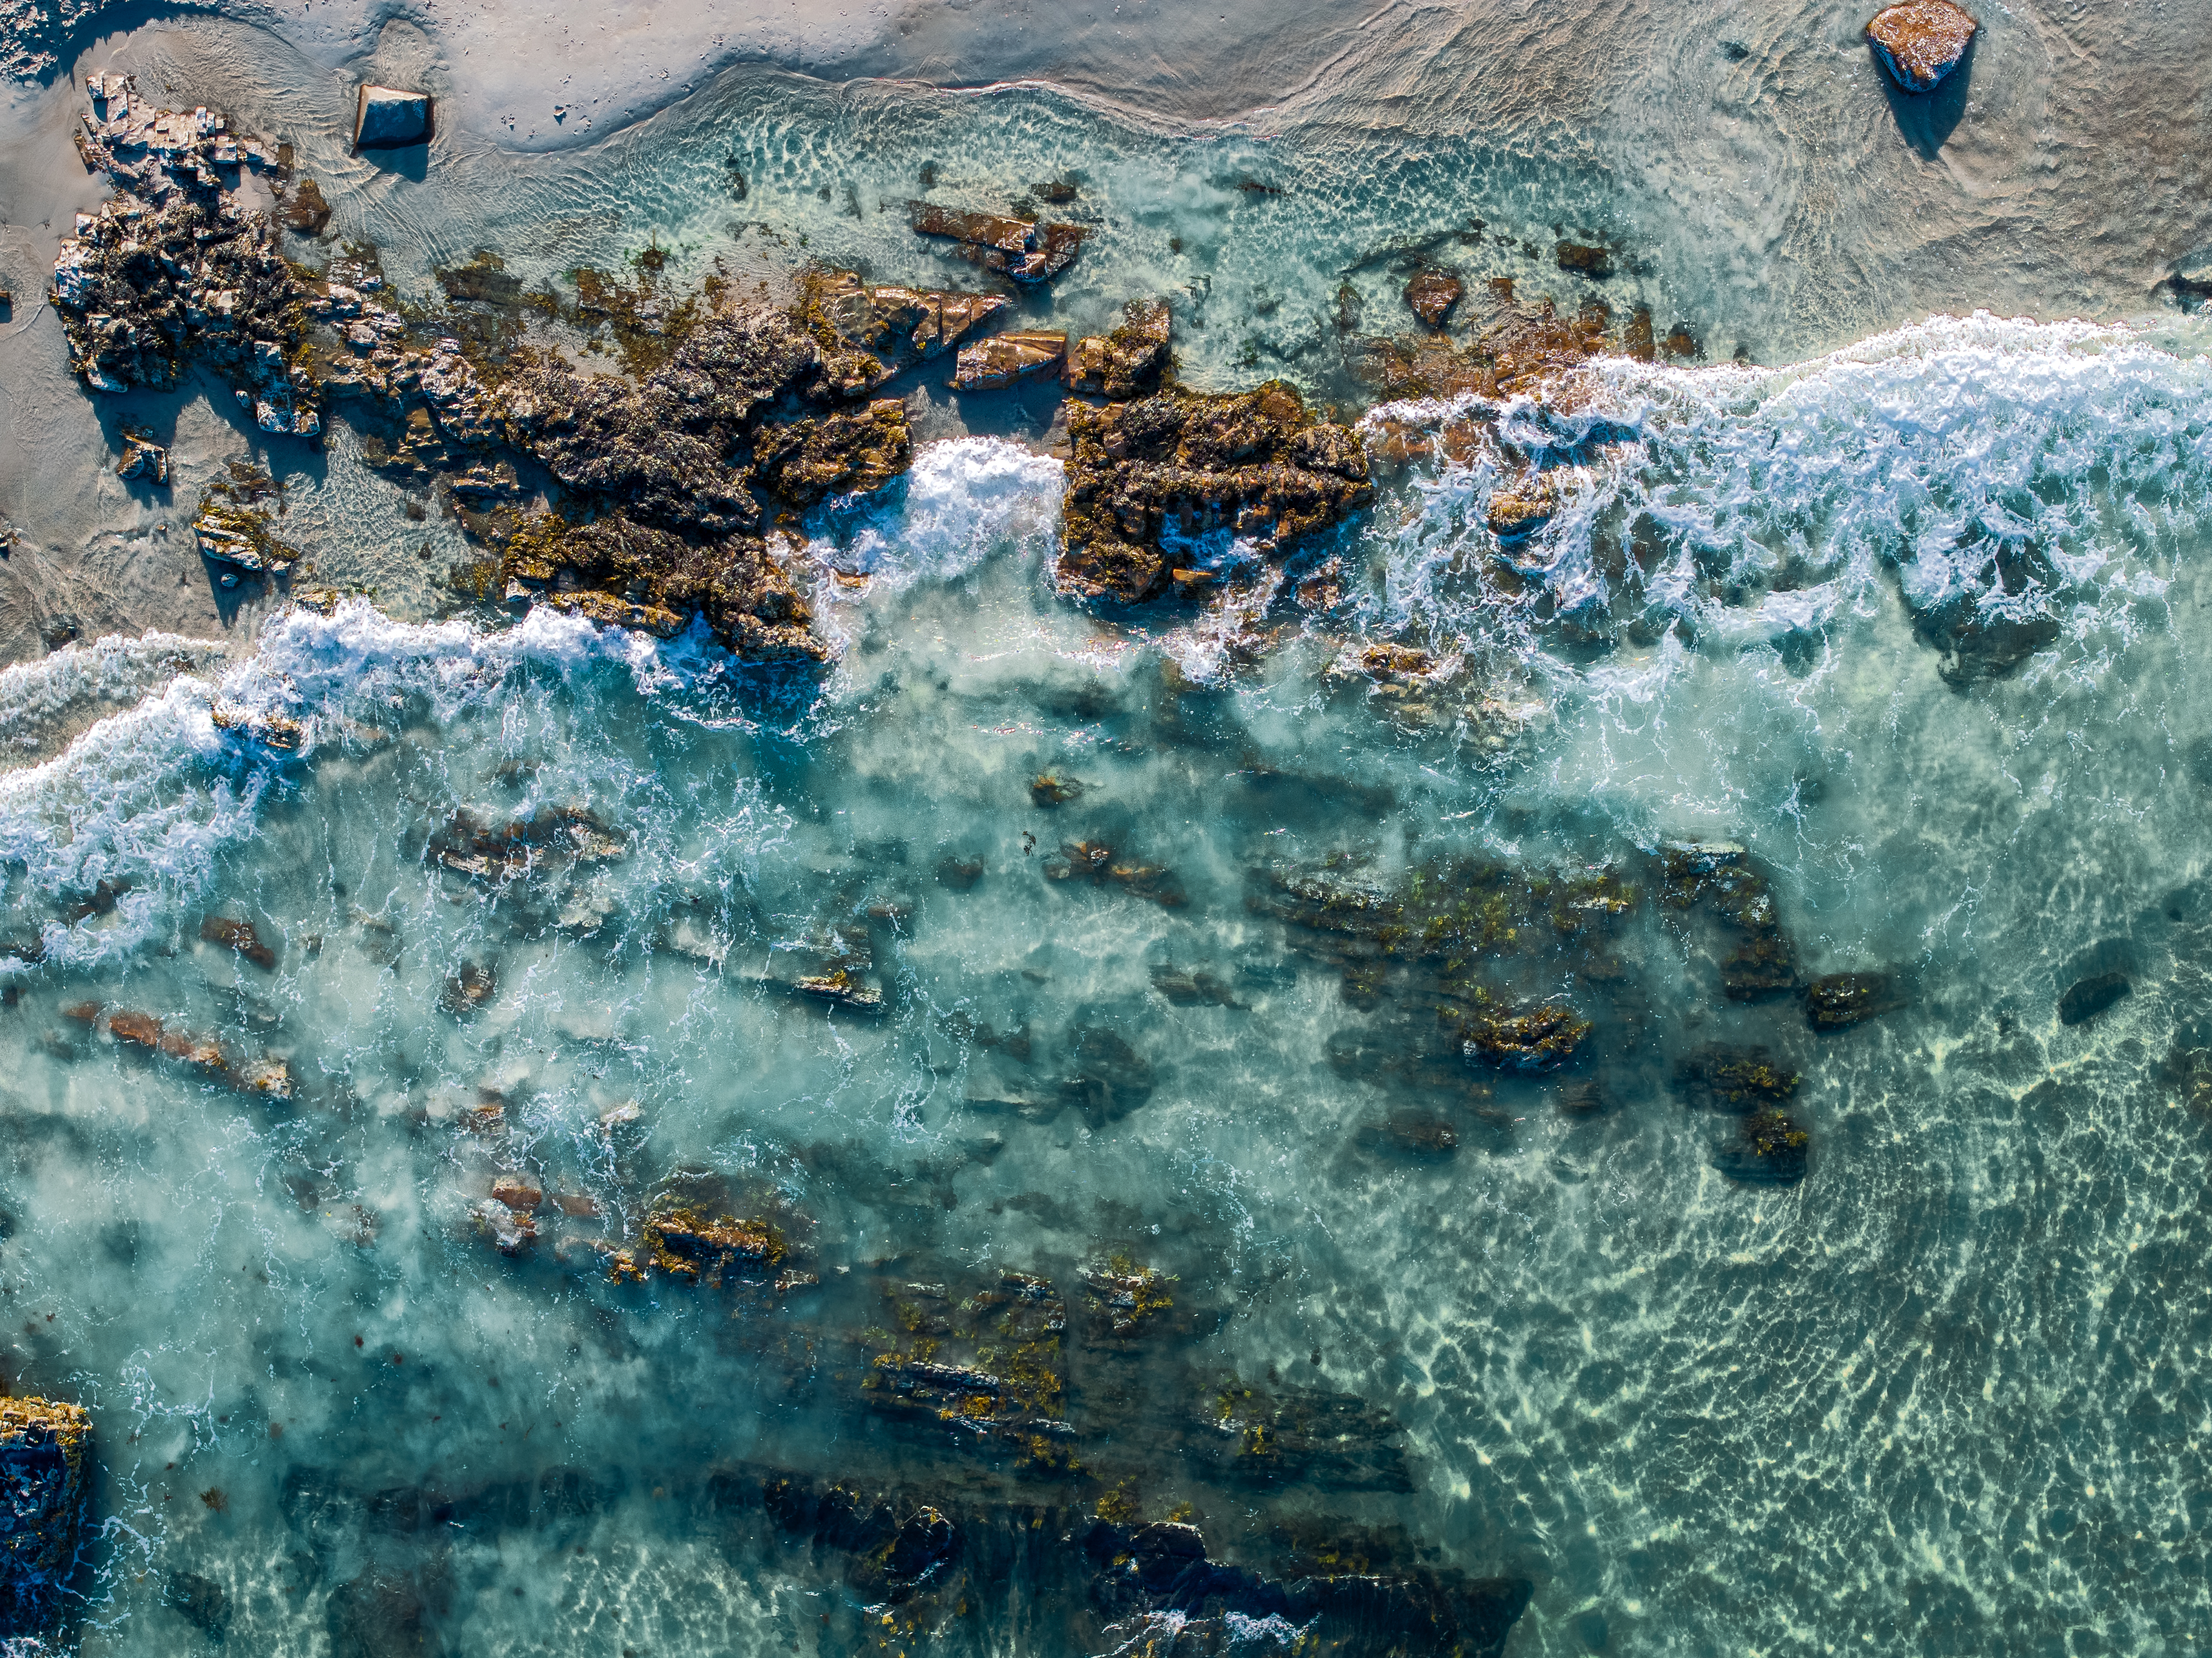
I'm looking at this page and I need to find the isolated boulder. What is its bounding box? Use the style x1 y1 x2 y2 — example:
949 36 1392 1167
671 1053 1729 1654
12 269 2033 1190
353 84 433 150
1403 267 1464 328
1866 0 1977 92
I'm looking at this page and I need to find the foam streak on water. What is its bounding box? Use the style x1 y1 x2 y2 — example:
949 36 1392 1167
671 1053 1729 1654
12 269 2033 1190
5 322 2212 1654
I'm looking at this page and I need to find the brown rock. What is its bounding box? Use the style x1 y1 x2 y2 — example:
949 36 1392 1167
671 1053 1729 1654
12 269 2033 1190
1066 298 1171 399
954 330 1067 391
1866 0 1977 92
201 916 278 970
1402 268 1464 328
1057 380 1373 604
752 399 911 506
490 1176 542 1212
910 203 1086 283
1555 242 1613 278
280 176 331 233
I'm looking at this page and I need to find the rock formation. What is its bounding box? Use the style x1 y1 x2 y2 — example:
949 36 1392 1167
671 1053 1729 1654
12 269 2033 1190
1065 299 1172 398
1059 376 1374 604
1403 267 1464 327
910 203 1086 283
1866 0 1978 92
55 77 323 434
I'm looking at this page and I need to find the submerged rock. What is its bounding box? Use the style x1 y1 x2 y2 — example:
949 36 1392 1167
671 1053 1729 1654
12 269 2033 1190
1066 298 1173 400
0 1397 91 1634
910 202 1086 283
934 855 985 890
1355 1110 1460 1159
1675 1046 1800 1110
1866 0 1977 93
1806 971 1902 1031
352 84 433 150
954 329 1067 391
1148 964 1244 1007
1043 840 1188 908
2059 971 2130 1027
1059 379 1373 604
1903 537 2063 687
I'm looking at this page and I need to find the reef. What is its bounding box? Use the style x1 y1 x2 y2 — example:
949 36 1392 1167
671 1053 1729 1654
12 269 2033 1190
1060 373 1375 604
714 1465 1530 1658
0 1397 92 1635
1866 0 1978 92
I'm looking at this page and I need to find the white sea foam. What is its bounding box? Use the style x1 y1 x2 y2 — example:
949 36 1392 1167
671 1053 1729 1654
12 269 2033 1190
805 437 1064 594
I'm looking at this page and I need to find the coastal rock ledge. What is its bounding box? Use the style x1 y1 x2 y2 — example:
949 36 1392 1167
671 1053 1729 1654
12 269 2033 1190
1866 0 1978 93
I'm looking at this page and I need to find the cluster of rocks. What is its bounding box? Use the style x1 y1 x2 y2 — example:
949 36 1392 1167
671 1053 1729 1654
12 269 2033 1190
1060 371 1375 604
54 77 323 435
910 201 1086 284
60 999 294 1099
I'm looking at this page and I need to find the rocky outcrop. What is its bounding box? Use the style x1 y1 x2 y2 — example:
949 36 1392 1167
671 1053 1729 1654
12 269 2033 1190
56 77 322 434
910 203 1086 283
1866 0 1977 92
61 1001 293 1098
0 1397 91 1635
1059 380 1374 604
1065 299 1172 399
1459 1002 1592 1070
641 1205 785 1286
353 84 433 150
752 400 911 504
955 329 1067 390
115 431 168 482
797 268 1010 393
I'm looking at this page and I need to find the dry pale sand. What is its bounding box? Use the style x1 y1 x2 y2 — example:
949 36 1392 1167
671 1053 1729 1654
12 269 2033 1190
0 0 2206 671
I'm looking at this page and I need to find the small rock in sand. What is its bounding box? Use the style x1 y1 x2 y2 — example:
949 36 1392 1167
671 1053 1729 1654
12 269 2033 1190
353 86 433 151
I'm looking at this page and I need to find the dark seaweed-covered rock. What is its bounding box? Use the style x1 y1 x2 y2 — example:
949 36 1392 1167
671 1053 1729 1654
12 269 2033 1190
935 855 985 890
1715 1108 1810 1184
1044 841 1187 908
1902 536 2063 686
2059 971 2130 1027
1059 1026 1157 1124
162 1570 231 1638
1461 1002 1592 1071
751 400 912 506
641 1207 785 1285
0 1398 91 1636
1066 299 1172 400
910 202 1086 283
1059 380 1373 603
1866 0 1977 92
1675 1046 1799 1111
1659 841 1801 1001
1355 1110 1459 1159
1555 242 1614 278
1806 971 1902 1030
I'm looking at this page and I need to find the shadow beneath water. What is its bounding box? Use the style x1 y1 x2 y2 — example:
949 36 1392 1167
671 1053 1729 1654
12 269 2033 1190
1875 35 1976 159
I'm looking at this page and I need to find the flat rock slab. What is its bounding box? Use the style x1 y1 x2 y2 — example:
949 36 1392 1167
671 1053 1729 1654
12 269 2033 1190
1867 0 1977 93
354 84 433 149
955 330 1067 391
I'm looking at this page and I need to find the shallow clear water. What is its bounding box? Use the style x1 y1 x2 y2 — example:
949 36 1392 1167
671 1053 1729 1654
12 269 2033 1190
7 306 2212 1651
